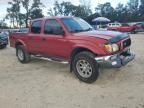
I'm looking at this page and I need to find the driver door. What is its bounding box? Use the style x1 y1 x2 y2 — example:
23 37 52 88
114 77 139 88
41 19 71 59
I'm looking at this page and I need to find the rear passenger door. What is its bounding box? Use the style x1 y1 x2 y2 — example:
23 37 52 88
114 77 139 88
28 20 43 54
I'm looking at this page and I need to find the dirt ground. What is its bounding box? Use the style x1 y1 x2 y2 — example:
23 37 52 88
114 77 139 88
0 33 144 108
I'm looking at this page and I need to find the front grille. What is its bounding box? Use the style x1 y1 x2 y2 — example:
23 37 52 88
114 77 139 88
123 38 131 49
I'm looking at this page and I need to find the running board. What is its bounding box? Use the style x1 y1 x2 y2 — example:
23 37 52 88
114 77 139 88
32 55 69 64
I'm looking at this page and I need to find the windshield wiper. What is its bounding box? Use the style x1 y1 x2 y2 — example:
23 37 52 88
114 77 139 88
71 29 84 33
71 28 93 33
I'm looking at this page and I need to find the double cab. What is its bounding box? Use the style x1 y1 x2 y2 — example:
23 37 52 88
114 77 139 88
10 17 135 83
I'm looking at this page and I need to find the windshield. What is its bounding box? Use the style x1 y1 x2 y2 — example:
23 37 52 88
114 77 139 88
61 17 93 33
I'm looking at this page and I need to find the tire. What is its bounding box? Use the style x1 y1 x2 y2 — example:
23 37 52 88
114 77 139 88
16 45 31 63
131 29 137 34
72 51 99 83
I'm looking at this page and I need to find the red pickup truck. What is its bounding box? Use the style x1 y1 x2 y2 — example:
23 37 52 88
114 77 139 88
107 23 137 34
10 17 135 83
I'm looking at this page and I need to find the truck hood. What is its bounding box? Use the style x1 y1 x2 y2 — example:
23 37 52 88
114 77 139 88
73 30 129 43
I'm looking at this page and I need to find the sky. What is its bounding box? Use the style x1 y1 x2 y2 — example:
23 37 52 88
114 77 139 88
0 0 129 20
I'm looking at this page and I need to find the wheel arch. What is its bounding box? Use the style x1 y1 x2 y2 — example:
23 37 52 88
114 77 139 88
15 39 28 49
15 40 28 56
69 47 97 72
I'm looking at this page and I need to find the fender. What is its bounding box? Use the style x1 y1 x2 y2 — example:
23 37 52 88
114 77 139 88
71 43 106 57
15 39 28 51
69 44 106 72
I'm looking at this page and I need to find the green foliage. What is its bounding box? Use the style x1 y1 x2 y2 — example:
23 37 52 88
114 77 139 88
30 9 43 19
86 0 143 24
48 1 74 16
47 1 92 19
6 0 44 28
30 0 44 19
4 0 144 28
139 0 144 19
6 0 21 27
0 20 9 29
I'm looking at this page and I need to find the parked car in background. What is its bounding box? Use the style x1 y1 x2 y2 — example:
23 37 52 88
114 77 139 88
17 28 29 33
10 17 135 83
107 23 121 28
134 22 144 32
0 32 9 49
107 23 137 34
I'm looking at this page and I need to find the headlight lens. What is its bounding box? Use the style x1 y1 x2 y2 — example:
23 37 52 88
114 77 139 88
112 44 119 52
104 44 119 53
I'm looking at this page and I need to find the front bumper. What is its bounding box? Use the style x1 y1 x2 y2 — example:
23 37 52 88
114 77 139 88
95 51 135 68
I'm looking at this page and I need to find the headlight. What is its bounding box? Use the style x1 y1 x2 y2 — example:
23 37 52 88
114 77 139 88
104 44 119 53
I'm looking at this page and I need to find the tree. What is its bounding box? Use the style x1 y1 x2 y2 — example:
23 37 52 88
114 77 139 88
79 0 92 16
48 1 92 19
95 2 118 22
30 0 44 19
4 0 144 28
22 0 31 27
115 3 129 22
0 20 9 29
139 0 144 20
96 2 114 17
6 8 15 28
127 0 139 22
48 1 74 16
22 0 44 26
85 13 100 24
93 1 142 23
71 5 92 19
6 0 21 27
18 13 26 27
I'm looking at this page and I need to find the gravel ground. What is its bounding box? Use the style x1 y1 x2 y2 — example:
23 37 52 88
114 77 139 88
0 33 144 108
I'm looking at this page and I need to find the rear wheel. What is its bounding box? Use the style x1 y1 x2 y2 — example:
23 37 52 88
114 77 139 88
72 51 99 83
16 45 31 63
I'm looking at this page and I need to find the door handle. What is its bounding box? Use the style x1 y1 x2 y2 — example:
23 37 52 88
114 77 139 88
42 38 46 41
28 37 32 39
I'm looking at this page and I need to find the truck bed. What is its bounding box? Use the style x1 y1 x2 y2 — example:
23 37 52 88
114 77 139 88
9 33 29 48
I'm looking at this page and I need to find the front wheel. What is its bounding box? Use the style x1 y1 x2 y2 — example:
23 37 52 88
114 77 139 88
16 45 31 63
72 51 99 83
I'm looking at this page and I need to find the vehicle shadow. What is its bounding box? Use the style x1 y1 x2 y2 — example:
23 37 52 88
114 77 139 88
29 56 129 85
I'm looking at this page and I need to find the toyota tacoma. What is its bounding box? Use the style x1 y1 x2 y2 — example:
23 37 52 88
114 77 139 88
9 17 135 83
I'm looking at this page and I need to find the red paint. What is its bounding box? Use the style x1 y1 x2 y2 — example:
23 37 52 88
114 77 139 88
9 17 131 61
107 24 137 33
